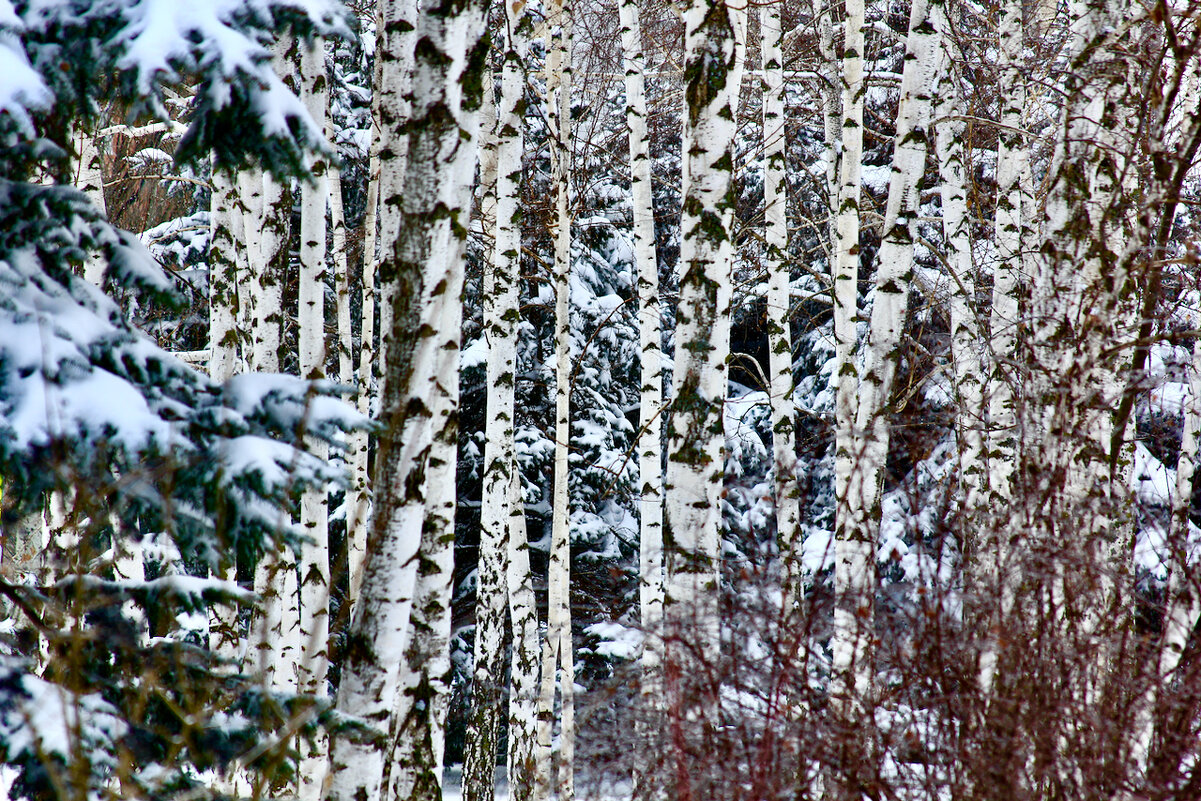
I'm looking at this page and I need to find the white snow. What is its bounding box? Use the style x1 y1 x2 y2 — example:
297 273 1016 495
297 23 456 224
1131 442 1172 507
0 23 51 134
1149 381 1190 416
585 621 643 661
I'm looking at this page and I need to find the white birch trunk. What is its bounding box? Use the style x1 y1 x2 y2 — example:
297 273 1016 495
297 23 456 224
978 0 1027 695
508 464 541 801
835 0 941 719
332 155 371 602
661 0 739 795
830 0 867 710
375 0 416 371
296 36 331 801
208 166 244 664
209 167 241 386
664 0 740 642
931 45 985 619
1130 336 1201 776
617 0 666 778
324 0 488 797
463 6 531 799
761 0 800 602
73 127 108 286
535 0 576 797
814 0 839 253
384 213 467 801
347 33 386 602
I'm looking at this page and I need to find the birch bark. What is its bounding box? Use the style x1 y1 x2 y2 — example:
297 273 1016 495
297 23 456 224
347 7 390 602
383 115 473 801
829 0 866 712
833 0 941 727
664 0 740 641
535 0 576 796
208 166 244 664
761 0 800 602
296 35 331 801
1129 334 1201 776
661 0 739 795
931 43 985 616
73 127 108 286
375 0 417 370
324 0 488 797
508 463 541 801
616 0 665 791
463 4 532 798
978 0 1027 696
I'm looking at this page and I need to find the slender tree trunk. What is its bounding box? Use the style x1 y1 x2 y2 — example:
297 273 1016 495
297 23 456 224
831 4 941 794
1129 335 1201 776
375 0 416 371
463 5 532 798
662 0 740 794
813 0 839 261
508 462 541 801
664 0 740 643
761 0 800 603
829 0 867 721
534 0 576 797
242 33 295 377
977 0 1028 698
616 0 665 792
296 35 331 801
931 44 984 605
384 182 470 801
73 126 108 286
1128 41 1201 785
348 30 386 602
324 0 488 797
208 166 245 666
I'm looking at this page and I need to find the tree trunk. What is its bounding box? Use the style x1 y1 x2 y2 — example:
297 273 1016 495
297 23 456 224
662 0 740 793
761 0 800 604
829 0 867 722
208 165 244 666
323 0 488 797
463 5 532 799
535 0 576 797
508 463 541 801
831 1 941 792
296 35 331 801
616 0 666 791
383 171 470 801
664 0 740 643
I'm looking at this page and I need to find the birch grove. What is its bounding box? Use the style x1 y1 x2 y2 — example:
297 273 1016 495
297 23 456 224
9 0 1201 800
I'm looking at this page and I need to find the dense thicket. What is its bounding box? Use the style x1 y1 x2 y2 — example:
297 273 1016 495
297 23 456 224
3 0 1201 799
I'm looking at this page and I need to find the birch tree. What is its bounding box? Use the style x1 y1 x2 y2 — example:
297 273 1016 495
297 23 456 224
760 0 800 601
616 0 666 782
73 127 108 286
462 1 533 796
209 166 245 664
346 3 390 602
830 6 941 788
296 35 331 801
535 0 576 795
663 0 740 635
246 34 302 695
977 0 1028 696
324 0 489 796
660 0 740 793
829 0 868 714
